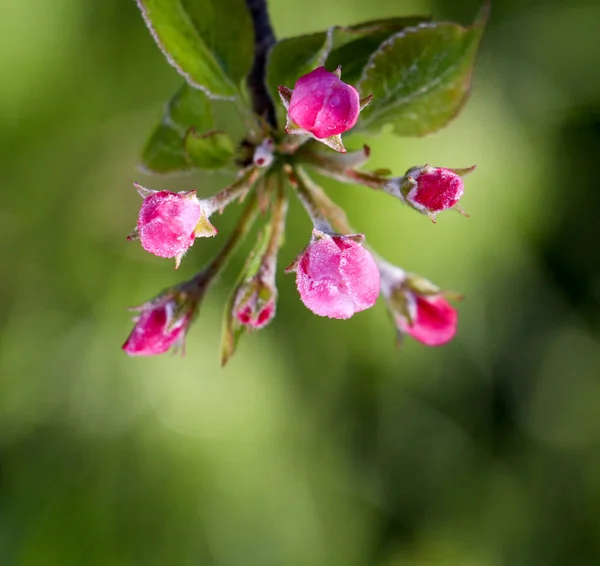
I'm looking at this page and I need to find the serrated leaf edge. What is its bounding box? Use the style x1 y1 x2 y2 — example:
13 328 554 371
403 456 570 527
135 0 236 100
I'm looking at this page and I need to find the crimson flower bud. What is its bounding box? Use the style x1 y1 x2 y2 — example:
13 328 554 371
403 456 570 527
132 185 216 267
289 231 380 320
122 298 191 356
278 67 370 153
380 264 459 346
397 294 458 347
389 165 475 221
288 67 360 139
233 278 276 330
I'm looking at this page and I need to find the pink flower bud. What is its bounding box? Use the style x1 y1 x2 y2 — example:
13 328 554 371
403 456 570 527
398 165 474 219
122 300 190 356
292 232 380 319
136 189 204 262
234 280 276 330
379 262 459 347
287 67 361 139
397 295 458 347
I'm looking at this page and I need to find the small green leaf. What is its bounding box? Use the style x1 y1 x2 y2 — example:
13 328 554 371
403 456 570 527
185 129 235 170
356 5 489 136
136 0 254 98
324 17 431 84
140 83 215 173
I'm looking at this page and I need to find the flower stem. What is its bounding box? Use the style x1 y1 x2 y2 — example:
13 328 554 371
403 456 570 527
202 167 261 217
278 134 312 155
295 149 388 189
245 0 277 129
294 167 352 234
260 173 288 277
288 166 333 233
190 192 260 290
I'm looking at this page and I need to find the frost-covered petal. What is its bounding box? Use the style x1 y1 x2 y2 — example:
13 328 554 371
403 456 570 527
137 190 203 259
287 67 361 139
122 303 188 356
295 234 380 319
406 168 464 212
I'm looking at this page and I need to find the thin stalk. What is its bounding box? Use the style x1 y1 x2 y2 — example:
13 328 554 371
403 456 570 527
296 150 388 190
278 134 312 155
288 166 333 233
190 192 260 290
202 167 261 217
245 0 277 129
294 168 396 276
295 167 352 234
260 173 288 277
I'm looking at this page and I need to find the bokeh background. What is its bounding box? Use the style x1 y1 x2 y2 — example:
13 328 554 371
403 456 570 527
2 0 600 564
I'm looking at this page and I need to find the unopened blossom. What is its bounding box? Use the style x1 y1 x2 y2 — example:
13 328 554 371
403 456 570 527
397 294 458 347
278 67 370 152
234 279 276 330
133 186 215 265
122 299 190 356
379 262 459 346
392 165 475 220
292 231 380 319
287 67 360 139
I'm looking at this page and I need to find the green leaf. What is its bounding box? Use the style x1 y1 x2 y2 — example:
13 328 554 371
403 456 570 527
136 0 254 98
356 5 489 136
266 32 330 123
140 83 216 173
324 17 431 85
185 129 234 169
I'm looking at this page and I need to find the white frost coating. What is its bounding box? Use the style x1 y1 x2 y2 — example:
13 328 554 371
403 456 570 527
253 138 275 168
135 0 235 101
404 183 429 212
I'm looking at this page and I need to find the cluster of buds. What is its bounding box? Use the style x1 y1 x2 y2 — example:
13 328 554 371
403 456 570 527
123 66 473 361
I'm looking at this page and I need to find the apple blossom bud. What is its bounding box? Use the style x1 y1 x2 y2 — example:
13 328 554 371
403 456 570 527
278 67 370 153
253 138 275 168
289 230 380 319
387 165 475 221
379 262 458 346
122 298 191 356
397 294 458 347
234 277 276 329
288 67 360 139
132 185 216 267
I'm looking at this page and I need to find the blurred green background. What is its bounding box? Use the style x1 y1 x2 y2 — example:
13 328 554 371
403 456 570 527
2 0 600 564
